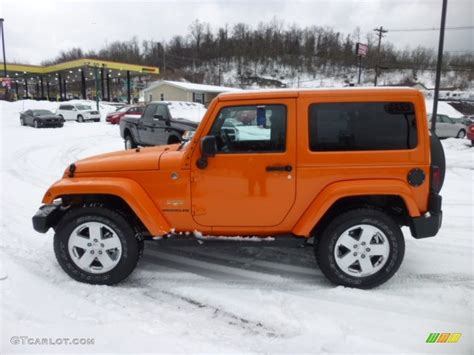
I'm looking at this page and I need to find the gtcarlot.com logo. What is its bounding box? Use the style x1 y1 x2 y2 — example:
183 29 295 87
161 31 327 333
426 333 462 344
10 336 95 346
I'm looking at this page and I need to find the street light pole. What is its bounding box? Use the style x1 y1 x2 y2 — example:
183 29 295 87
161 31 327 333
0 18 6 77
431 0 448 134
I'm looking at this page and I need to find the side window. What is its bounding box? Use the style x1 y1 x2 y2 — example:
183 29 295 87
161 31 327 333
209 104 287 153
142 104 157 122
58 105 65 110
25 110 32 115
309 102 417 151
155 105 169 119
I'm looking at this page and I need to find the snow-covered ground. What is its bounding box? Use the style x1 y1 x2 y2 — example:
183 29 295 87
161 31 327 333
0 100 472 353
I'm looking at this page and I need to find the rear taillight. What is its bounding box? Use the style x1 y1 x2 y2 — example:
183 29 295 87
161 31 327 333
431 165 441 192
470 126 474 132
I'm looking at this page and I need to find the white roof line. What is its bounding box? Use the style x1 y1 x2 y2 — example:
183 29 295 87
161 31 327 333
143 80 240 93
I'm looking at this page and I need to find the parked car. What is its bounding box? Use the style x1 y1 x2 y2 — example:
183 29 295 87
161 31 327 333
120 101 206 149
56 103 101 122
451 116 471 126
467 124 474 146
428 114 467 138
33 88 445 289
106 105 144 124
19 109 64 128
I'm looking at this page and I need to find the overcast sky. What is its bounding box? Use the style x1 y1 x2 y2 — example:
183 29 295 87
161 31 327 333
2 0 473 65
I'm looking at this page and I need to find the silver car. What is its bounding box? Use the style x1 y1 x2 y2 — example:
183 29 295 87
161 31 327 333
428 114 467 139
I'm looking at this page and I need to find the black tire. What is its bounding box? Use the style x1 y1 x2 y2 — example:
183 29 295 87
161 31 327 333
77 115 84 123
58 123 64 128
471 140 474 147
94 119 100 122
124 135 137 149
34 119 40 128
20 117 25 126
54 207 141 285
430 134 445 193
456 129 466 139
168 135 181 145
315 208 405 289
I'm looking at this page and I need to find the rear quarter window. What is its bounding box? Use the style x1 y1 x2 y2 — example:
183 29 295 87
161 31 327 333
308 102 417 151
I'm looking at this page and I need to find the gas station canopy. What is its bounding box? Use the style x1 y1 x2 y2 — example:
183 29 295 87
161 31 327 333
4 58 160 103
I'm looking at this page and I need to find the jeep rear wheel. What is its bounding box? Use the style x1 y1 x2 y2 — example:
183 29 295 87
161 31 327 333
54 207 140 285
315 208 405 289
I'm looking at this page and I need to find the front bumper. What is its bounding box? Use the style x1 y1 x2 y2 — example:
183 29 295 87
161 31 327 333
410 193 443 239
32 204 62 233
39 120 64 127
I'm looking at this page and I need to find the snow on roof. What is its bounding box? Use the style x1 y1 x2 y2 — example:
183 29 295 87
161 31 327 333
159 101 207 123
144 80 240 94
425 99 464 118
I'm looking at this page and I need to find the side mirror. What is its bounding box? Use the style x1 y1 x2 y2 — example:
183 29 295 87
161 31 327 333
196 136 217 169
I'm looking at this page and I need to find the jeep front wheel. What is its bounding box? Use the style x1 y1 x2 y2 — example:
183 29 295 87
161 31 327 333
315 208 405 289
124 135 137 149
54 207 140 285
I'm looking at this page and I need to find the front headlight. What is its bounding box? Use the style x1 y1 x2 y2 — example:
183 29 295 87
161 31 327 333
182 130 195 141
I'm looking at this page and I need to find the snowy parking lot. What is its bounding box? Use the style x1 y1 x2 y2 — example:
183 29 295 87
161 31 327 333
1 100 472 353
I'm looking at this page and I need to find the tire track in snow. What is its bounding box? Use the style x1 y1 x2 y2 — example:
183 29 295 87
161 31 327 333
143 246 326 286
147 242 321 279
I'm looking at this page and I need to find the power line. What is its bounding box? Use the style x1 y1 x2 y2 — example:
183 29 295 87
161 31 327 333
388 26 474 32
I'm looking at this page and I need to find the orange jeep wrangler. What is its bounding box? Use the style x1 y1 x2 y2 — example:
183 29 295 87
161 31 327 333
33 88 445 288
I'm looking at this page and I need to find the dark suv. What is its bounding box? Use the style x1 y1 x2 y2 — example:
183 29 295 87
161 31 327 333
119 101 206 149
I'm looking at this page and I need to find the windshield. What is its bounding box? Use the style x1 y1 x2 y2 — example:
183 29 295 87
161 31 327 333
32 110 53 115
76 105 92 110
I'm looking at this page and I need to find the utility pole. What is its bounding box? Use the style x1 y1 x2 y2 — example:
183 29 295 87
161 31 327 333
431 0 448 134
217 58 221 86
373 26 388 86
162 48 166 78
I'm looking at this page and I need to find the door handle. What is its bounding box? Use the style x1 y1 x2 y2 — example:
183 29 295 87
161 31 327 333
266 165 292 172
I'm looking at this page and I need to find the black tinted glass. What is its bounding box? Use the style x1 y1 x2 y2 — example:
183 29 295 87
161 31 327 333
309 102 417 151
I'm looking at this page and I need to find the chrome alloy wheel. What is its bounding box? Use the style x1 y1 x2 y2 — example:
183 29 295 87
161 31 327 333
333 224 390 277
68 222 122 274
